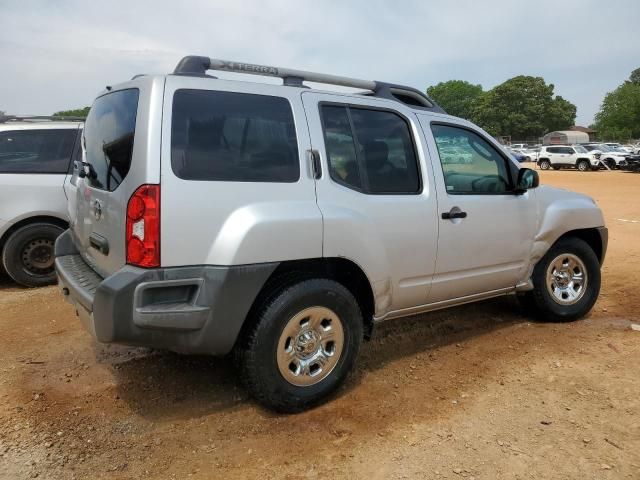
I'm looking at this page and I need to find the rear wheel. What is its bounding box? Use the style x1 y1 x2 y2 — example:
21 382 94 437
577 160 590 172
1 223 64 287
539 159 551 170
520 237 600 322
236 278 363 412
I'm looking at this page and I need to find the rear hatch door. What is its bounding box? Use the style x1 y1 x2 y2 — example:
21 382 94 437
70 84 155 278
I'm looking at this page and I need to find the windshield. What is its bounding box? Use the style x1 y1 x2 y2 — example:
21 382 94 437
593 144 611 152
83 88 139 191
574 145 588 153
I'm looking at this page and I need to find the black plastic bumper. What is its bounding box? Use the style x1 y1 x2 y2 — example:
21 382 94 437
597 226 608 266
54 229 277 355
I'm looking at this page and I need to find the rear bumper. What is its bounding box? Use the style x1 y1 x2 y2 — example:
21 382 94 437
54 229 277 355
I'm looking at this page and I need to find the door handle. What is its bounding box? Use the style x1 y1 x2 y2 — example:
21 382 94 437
441 210 467 220
307 149 322 179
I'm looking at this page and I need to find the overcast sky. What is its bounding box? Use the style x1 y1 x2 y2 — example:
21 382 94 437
1 0 638 125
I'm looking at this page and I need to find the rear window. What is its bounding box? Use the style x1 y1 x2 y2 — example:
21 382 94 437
171 89 299 182
0 129 76 174
320 105 420 194
83 88 139 191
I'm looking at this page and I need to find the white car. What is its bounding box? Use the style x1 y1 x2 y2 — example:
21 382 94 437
536 145 600 171
0 117 82 286
582 144 628 169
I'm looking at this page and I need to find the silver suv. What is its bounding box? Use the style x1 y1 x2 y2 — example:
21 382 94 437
0 116 83 286
55 57 607 412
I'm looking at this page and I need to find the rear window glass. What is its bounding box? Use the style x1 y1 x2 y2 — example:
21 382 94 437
171 89 299 182
83 88 139 191
0 129 76 174
320 105 420 194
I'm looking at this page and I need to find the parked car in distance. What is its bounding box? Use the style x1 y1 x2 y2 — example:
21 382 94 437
0 116 83 286
55 56 607 412
518 147 540 162
536 145 600 171
510 143 528 150
506 147 527 163
582 143 628 169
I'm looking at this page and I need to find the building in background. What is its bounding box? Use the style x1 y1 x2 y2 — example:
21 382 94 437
542 130 589 145
569 125 597 142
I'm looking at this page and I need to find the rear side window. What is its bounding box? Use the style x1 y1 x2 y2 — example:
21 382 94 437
320 105 420 194
0 129 76 173
171 90 299 182
83 88 139 191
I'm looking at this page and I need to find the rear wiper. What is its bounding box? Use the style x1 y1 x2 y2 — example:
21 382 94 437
78 161 98 180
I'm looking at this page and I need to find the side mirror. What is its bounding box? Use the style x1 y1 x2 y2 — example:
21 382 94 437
515 168 539 194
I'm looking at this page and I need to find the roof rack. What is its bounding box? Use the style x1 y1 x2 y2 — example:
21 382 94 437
173 56 445 113
0 114 85 124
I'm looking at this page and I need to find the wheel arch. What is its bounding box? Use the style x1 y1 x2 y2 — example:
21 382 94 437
0 215 68 253
237 257 376 347
555 228 605 265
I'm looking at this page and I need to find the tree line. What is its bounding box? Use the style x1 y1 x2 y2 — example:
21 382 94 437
427 68 640 142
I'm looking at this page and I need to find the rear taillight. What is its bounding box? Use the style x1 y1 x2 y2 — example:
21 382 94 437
126 184 160 268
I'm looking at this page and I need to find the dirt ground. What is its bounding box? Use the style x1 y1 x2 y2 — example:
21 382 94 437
1 169 639 480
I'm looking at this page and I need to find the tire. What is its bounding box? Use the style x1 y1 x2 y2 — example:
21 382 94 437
521 237 600 322
606 159 616 170
577 160 590 172
552 165 561 170
1 223 64 287
235 278 363 412
539 159 551 170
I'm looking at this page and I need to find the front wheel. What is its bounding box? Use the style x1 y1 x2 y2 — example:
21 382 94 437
577 160 590 172
236 278 363 412
539 159 551 170
521 238 601 322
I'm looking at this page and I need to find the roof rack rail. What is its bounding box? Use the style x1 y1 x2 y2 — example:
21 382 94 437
0 114 85 124
173 56 445 113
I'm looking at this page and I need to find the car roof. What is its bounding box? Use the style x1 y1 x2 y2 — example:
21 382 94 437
0 121 82 132
103 73 466 129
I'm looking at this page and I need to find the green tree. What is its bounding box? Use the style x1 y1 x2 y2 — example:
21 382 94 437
470 76 576 138
593 80 640 140
52 107 90 118
629 67 640 85
426 80 483 119
546 95 577 132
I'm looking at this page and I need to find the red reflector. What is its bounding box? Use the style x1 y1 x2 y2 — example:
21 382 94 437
127 195 145 221
127 237 145 264
126 184 160 268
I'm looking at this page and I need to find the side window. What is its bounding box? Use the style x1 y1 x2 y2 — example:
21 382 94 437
171 89 299 183
547 147 560 154
564 147 575 154
320 105 420 194
320 106 362 189
0 129 76 174
431 124 512 194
